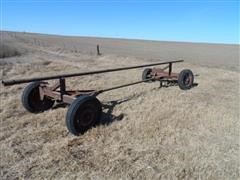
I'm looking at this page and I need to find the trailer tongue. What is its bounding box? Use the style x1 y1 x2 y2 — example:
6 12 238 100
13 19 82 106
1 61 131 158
2 59 195 136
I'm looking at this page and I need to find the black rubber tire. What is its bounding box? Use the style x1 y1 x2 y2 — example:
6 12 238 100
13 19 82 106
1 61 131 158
142 68 152 82
178 69 194 90
66 95 102 136
22 82 54 113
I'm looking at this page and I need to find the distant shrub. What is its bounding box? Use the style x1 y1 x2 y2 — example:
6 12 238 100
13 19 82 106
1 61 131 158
0 43 22 58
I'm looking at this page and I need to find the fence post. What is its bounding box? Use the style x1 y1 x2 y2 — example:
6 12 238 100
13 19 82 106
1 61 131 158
97 44 101 56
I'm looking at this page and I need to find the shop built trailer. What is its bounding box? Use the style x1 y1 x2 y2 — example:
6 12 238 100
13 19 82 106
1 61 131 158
2 60 194 135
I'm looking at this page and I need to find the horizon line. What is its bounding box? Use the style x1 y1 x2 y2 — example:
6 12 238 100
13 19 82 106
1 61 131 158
1 29 239 46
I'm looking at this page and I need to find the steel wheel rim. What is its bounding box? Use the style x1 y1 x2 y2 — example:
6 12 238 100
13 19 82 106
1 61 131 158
183 73 192 86
76 106 96 127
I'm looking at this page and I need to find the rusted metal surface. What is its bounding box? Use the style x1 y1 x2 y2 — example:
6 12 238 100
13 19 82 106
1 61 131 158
38 77 155 104
151 67 178 80
37 61 180 105
2 60 183 86
2 60 187 106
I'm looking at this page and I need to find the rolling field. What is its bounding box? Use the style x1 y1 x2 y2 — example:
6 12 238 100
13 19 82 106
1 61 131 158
0 31 239 179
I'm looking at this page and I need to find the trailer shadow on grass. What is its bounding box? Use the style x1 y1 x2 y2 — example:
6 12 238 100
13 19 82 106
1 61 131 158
158 81 198 88
99 92 145 126
99 100 127 125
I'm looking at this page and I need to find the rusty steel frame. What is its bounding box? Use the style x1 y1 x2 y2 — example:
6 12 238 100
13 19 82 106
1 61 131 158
36 61 182 105
2 60 183 86
38 77 156 104
2 60 184 105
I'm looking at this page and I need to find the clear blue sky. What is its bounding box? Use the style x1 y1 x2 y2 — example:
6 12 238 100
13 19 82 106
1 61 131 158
1 0 239 44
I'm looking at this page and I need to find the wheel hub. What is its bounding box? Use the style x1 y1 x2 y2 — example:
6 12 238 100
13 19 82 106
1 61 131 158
78 108 95 126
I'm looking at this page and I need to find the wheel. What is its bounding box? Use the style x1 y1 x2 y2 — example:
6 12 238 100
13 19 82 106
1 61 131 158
142 68 152 82
66 95 102 135
178 69 194 90
22 82 54 113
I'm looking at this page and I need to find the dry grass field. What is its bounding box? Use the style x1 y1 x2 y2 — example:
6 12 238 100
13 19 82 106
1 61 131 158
0 31 239 179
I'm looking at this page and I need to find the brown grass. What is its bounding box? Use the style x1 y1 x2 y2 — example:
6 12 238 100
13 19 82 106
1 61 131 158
0 43 23 58
0 31 239 179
